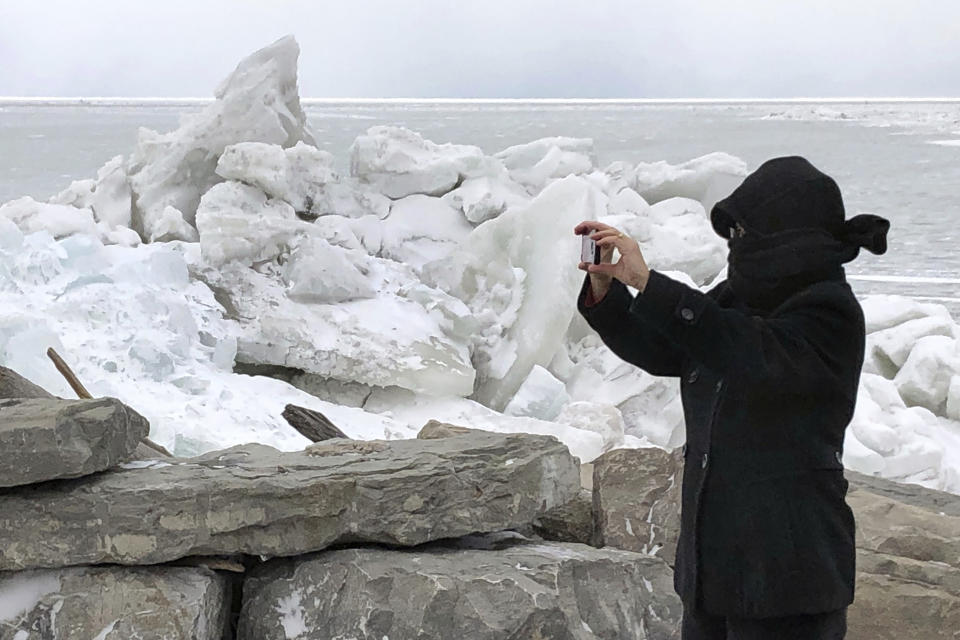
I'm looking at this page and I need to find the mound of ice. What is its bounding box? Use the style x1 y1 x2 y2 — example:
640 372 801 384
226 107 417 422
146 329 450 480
494 137 596 193
503 365 570 421
379 195 473 271
441 175 531 224
423 176 603 410
127 35 314 242
350 126 500 199
630 152 748 213
0 197 140 247
216 141 389 219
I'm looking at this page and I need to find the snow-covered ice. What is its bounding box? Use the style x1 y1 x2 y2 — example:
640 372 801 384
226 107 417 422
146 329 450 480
2 36 960 494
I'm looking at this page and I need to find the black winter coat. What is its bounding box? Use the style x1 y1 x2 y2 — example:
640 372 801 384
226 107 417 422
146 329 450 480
577 267 864 618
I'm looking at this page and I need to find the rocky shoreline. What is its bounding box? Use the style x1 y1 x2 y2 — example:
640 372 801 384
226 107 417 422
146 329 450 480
1 365 958 639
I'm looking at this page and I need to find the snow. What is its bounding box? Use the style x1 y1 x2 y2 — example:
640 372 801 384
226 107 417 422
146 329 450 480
0 570 61 623
2 36 960 494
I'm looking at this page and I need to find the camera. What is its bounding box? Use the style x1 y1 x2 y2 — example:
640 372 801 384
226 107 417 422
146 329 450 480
580 233 601 265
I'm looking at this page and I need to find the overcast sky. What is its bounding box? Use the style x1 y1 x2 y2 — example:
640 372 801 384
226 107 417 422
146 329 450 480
1 0 958 98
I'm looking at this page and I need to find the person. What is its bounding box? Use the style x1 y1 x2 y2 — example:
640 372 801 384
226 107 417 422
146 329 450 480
574 156 890 640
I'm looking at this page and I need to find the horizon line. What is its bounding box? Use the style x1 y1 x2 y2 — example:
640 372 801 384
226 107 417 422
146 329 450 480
2 96 960 106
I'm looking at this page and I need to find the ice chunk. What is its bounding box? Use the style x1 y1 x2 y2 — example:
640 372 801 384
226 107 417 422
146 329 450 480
640 198 727 286
503 365 570 421
282 235 377 304
441 175 530 224
380 195 472 270
494 137 596 192
216 141 389 219
0 197 98 238
423 176 603 410
350 126 498 199
633 152 748 213
608 187 652 217
894 334 960 414
868 315 957 372
127 36 314 241
48 179 95 209
195 181 299 268
201 261 476 397
841 428 886 475
91 155 133 230
555 400 626 452
861 294 954 334
947 376 960 421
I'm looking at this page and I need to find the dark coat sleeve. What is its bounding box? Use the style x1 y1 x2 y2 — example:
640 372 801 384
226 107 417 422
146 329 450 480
630 269 863 394
576 274 686 377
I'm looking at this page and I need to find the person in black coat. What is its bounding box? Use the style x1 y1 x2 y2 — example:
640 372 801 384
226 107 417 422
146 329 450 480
574 156 890 639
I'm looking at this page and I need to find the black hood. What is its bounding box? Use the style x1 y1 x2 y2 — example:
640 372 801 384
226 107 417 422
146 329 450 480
709 156 890 312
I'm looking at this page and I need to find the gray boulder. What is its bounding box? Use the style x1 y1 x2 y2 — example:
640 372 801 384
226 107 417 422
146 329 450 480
592 446 683 565
0 397 149 488
0 565 230 640
844 474 960 639
0 366 53 399
239 537 682 640
0 431 579 571
531 488 597 545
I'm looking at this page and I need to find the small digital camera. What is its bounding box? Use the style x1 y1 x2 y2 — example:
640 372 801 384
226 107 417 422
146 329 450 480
580 233 601 265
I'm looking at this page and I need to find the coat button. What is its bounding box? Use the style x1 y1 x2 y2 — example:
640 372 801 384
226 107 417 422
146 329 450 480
701 453 708 469
680 307 695 321
687 369 699 384
715 380 723 392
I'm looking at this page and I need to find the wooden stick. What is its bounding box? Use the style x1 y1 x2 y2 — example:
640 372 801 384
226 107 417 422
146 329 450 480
47 347 173 458
282 404 349 442
46 347 92 399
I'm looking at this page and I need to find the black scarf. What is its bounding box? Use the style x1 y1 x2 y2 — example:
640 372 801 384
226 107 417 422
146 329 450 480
725 214 890 313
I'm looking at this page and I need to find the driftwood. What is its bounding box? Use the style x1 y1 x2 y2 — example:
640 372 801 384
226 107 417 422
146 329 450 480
46 347 174 458
282 403 349 443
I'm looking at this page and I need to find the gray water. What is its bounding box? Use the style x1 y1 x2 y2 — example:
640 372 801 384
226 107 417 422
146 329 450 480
2 101 958 313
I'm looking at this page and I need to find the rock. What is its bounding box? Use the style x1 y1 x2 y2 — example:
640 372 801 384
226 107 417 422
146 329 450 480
0 366 53 399
0 566 230 640
0 397 149 488
238 538 681 640
494 136 597 193
845 471 960 640
417 419 476 439
127 35 314 241
350 126 499 199
215 141 389 219
0 431 579 571
531 488 597 546
850 558 960 640
592 446 684 566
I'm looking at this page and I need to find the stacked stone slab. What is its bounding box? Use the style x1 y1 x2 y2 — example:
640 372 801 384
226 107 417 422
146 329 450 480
0 368 688 639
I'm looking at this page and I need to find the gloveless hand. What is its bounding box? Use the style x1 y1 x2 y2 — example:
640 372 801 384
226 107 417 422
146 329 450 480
574 220 651 292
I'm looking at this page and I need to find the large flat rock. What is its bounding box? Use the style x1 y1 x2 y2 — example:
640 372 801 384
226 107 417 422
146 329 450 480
0 566 230 640
592 446 683 565
0 397 149 488
0 431 579 571
238 537 682 640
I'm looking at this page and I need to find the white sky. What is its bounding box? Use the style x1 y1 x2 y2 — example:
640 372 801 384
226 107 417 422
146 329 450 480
1 0 958 98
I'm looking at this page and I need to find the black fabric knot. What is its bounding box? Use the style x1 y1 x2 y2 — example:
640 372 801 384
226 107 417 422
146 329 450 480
840 213 890 255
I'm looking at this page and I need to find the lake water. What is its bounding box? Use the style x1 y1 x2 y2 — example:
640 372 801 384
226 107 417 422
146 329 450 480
2 100 959 314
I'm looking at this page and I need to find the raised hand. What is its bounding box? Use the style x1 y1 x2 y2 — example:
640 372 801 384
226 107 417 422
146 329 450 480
574 220 651 292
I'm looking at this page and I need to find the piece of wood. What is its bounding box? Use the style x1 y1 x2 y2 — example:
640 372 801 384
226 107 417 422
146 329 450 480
282 404 349 442
46 347 92 399
47 347 174 458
